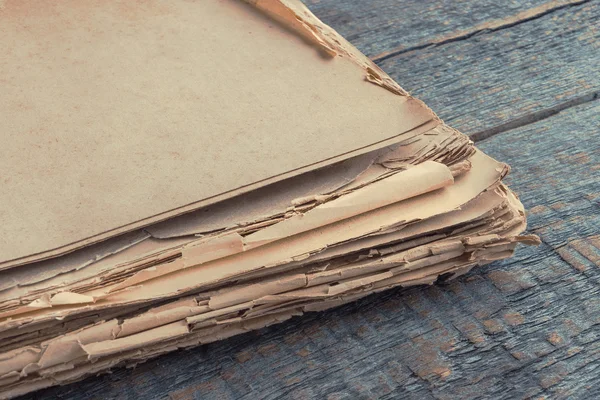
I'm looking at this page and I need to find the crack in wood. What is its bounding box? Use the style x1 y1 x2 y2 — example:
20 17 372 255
472 91 600 142
371 0 591 63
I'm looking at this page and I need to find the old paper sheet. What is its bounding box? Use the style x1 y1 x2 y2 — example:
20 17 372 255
0 0 538 397
0 0 437 268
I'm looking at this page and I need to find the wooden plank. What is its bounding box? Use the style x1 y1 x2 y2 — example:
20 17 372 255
308 0 599 137
304 0 580 59
372 0 600 136
18 101 600 400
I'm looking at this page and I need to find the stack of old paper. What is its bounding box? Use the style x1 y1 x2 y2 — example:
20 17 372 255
0 0 539 397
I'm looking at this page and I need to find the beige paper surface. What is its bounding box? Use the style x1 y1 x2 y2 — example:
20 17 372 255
0 150 509 327
0 0 436 268
0 1 538 397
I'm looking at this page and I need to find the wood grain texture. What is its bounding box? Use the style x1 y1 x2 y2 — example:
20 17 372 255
304 0 575 59
376 0 600 137
310 0 599 137
18 93 600 400
13 1 600 399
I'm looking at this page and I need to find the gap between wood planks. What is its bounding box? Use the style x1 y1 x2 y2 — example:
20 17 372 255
470 91 600 143
365 0 598 143
372 0 591 63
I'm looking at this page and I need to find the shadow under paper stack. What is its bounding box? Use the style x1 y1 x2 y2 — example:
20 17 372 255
0 0 539 398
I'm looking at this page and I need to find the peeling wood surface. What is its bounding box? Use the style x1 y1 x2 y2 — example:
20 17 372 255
17 1 600 399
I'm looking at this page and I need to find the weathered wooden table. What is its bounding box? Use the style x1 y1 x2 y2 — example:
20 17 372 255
20 1 600 399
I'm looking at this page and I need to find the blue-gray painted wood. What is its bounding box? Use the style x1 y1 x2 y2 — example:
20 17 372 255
374 0 600 137
311 0 599 138
304 0 572 60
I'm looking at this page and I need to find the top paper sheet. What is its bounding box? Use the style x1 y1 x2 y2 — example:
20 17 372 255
0 0 436 266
